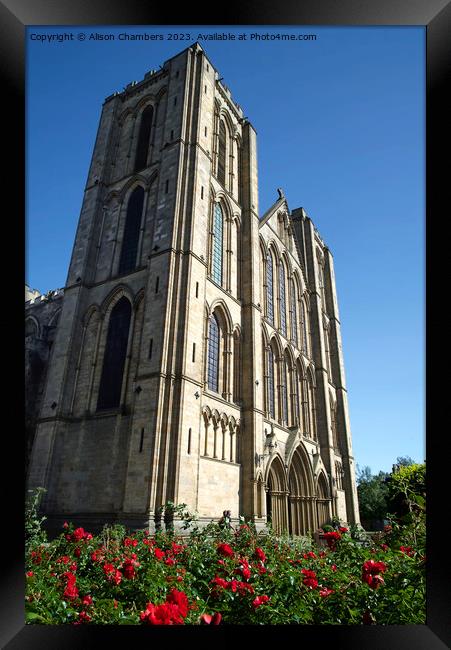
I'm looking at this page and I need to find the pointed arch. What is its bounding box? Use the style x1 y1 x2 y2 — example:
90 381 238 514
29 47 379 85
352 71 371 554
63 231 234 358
278 257 287 337
72 306 100 415
100 284 134 317
97 295 132 411
306 366 317 440
134 104 154 172
209 299 233 333
287 444 316 535
266 248 275 324
118 185 145 274
265 454 288 534
217 119 227 186
210 202 224 286
207 312 220 393
25 316 40 339
206 304 232 400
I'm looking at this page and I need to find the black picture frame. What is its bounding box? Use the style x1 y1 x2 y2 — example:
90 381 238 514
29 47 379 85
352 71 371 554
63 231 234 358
3 0 450 647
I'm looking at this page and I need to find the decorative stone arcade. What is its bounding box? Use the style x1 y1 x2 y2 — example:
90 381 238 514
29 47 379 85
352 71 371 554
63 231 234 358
265 446 332 535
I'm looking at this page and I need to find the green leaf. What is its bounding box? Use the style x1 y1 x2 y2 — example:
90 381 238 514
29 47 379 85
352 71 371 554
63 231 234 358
26 612 47 623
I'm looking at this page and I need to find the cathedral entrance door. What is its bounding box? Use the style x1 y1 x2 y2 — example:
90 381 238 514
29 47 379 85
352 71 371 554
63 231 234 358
266 456 288 534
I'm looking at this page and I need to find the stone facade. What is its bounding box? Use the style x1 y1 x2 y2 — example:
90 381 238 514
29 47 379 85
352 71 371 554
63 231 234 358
27 43 360 534
25 287 64 478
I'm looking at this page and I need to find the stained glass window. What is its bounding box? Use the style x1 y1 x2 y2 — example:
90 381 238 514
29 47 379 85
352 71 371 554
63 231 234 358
134 105 153 172
118 186 144 274
212 203 223 285
97 297 131 410
207 314 220 392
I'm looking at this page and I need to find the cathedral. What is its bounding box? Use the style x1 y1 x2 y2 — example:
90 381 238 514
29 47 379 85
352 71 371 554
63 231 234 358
26 43 360 534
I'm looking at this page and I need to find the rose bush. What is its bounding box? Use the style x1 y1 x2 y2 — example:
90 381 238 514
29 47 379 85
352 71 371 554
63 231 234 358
25 515 425 625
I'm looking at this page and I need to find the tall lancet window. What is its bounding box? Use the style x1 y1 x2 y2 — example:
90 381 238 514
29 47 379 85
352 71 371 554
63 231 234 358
218 121 226 186
282 357 289 425
266 253 274 324
134 105 153 172
279 263 287 336
207 314 220 392
212 203 224 285
118 186 144 274
300 300 308 355
97 297 132 410
290 279 298 347
268 347 275 419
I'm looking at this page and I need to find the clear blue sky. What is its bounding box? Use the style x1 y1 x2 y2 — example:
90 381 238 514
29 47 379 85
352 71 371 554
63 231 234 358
26 25 425 476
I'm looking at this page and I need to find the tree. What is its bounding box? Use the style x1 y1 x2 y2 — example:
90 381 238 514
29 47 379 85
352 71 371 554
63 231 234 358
356 465 390 526
386 462 426 520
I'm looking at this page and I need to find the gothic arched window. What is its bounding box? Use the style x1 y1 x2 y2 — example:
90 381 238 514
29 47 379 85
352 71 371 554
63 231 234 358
266 253 274 324
118 186 144 274
211 203 224 285
207 314 220 392
268 347 275 419
279 262 287 336
218 120 226 186
134 105 154 172
290 279 298 347
281 356 289 425
97 296 132 410
300 300 308 355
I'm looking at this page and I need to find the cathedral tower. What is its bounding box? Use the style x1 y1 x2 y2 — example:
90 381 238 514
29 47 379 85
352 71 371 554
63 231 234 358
27 43 359 533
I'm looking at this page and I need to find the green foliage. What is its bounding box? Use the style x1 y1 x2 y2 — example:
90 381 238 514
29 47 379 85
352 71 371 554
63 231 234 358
25 512 425 625
356 465 390 523
386 463 426 520
25 488 47 553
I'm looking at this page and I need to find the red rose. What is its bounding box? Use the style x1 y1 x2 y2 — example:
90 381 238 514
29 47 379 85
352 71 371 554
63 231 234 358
64 582 79 601
154 548 165 560
72 527 86 541
217 543 234 558
255 547 266 563
82 595 93 606
323 531 341 550
252 595 270 609
211 575 228 589
362 559 387 589
166 589 190 618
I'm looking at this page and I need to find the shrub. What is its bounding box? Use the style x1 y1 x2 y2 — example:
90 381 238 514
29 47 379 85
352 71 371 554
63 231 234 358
25 510 425 625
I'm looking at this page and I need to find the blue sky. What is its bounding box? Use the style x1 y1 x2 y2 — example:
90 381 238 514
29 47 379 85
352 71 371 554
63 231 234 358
26 25 425 476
